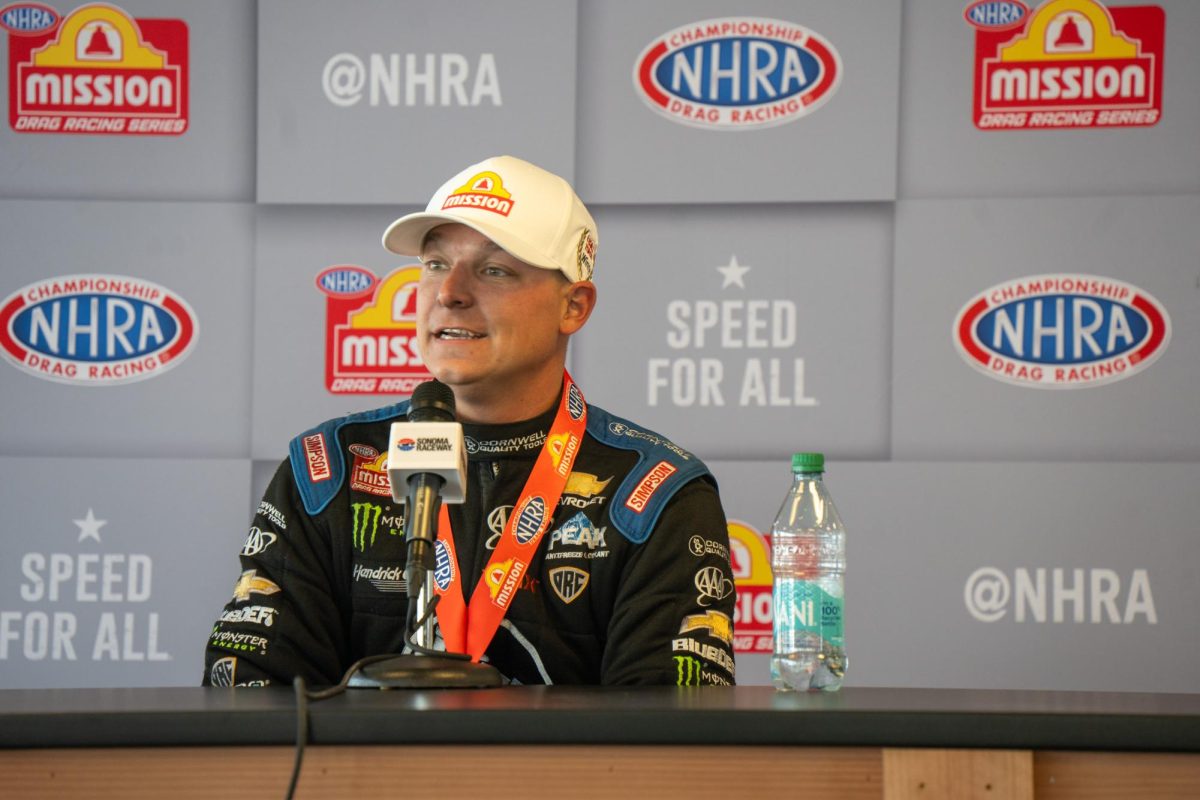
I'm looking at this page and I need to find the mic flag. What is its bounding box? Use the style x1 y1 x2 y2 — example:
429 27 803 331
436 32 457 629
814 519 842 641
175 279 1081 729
387 381 468 504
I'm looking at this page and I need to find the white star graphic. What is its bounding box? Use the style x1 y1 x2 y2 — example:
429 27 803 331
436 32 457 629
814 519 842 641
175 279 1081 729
74 508 106 543
717 255 751 289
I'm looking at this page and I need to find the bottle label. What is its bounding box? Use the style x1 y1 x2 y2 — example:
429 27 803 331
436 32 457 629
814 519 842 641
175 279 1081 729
773 578 843 646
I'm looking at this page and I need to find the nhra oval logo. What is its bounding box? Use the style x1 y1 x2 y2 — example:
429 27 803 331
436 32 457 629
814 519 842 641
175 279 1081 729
633 17 841 130
567 382 585 421
963 1 1030 30
954 274 1170 389
315 265 377 298
433 539 455 592
513 495 546 545
0 3 59 35
0 274 198 385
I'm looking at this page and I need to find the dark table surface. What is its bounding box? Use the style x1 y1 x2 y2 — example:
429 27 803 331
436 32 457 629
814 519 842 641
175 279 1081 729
2 686 1198 751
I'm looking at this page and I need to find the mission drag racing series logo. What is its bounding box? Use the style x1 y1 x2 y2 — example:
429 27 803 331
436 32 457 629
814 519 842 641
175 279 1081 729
634 17 841 130
316 265 433 395
1 509 170 666
0 274 198 385
729 521 774 653
348 443 391 498
953 274 1170 388
966 0 1164 129
649 256 818 409
8 3 189 135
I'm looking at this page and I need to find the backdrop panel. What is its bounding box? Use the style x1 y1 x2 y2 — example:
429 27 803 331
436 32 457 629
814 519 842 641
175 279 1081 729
252 203 441 461
892 194 1199 461
573 203 892 462
0 456 251 688
577 0 900 203
0 0 256 201
899 0 1200 198
256 0 577 204
0 199 254 459
716 459 1200 692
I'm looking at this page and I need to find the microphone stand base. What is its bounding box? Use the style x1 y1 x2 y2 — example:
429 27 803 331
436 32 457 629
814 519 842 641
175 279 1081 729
347 655 505 689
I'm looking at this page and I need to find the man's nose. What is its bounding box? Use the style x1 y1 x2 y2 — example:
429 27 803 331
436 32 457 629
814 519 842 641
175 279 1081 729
436 264 473 307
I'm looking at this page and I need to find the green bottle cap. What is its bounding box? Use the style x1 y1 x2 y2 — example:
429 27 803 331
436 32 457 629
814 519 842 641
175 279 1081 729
791 452 825 473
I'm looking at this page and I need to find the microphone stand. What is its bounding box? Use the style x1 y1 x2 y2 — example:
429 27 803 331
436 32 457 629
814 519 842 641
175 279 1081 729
348 385 503 689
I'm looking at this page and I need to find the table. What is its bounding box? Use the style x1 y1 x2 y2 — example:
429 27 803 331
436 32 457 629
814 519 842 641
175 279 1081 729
2 686 1198 799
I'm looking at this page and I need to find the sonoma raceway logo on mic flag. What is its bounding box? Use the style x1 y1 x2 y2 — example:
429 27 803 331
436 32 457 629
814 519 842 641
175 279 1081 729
953 273 1169 388
633 16 841 130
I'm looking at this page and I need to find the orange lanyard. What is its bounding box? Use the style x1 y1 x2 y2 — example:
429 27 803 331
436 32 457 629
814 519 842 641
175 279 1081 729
433 372 587 661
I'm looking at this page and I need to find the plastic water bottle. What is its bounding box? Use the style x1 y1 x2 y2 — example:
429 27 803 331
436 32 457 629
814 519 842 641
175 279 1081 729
771 452 847 691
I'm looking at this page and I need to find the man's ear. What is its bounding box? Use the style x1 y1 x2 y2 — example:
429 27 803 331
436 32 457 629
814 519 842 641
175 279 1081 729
561 281 596 335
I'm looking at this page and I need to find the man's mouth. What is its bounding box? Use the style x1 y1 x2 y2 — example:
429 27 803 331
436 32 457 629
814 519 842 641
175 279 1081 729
435 327 486 340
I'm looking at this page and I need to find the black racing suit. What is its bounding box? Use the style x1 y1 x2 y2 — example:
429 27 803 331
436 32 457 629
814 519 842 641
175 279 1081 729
202 395 736 687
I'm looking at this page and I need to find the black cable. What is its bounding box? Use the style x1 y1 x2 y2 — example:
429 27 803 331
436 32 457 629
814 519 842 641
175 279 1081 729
286 676 308 800
284 593 472 797
403 593 470 659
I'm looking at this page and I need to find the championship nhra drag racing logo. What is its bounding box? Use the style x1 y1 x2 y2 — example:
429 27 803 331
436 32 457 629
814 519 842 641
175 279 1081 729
966 0 1164 129
0 274 198 385
953 274 1170 388
633 16 841 130
7 3 189 135
316 265 433 395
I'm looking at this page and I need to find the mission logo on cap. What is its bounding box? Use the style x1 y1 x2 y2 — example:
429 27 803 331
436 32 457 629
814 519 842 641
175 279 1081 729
382 155 598 283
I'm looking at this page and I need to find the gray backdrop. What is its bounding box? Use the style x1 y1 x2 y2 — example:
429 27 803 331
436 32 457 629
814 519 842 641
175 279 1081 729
3 0 1198 692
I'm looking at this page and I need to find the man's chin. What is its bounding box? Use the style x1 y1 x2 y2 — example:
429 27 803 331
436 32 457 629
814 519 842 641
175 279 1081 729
424 364 486 390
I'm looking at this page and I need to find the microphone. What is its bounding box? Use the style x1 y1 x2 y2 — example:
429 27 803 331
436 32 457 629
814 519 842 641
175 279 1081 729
388 380 467 603
347 379 502 688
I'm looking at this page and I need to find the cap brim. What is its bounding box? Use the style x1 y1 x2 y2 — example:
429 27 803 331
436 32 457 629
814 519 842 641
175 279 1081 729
382 212 562 273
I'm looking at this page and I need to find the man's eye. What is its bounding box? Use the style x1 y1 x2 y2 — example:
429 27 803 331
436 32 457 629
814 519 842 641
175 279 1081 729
423 260 447 272
482 265 510 277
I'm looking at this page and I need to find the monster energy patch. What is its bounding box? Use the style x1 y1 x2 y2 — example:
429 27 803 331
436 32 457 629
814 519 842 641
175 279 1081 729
209 626 269 656
672 654 731 687
350 502 404 552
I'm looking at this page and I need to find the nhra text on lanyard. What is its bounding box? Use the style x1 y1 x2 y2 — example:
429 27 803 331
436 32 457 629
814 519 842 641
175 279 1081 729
433 372 587 661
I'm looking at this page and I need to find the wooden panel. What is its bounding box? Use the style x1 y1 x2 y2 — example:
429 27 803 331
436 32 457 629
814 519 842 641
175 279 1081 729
1035 751 1200 799
0 745 884 800
882 748 1033 800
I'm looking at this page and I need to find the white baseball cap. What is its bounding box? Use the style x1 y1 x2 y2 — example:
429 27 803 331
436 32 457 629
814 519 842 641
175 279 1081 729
382 155 598 283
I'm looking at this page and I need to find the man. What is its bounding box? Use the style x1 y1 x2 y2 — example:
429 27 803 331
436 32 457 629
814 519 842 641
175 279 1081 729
203 156 735 687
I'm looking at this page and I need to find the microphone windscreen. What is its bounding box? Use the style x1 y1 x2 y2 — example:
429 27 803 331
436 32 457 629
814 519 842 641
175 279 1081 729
409 380 456 423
